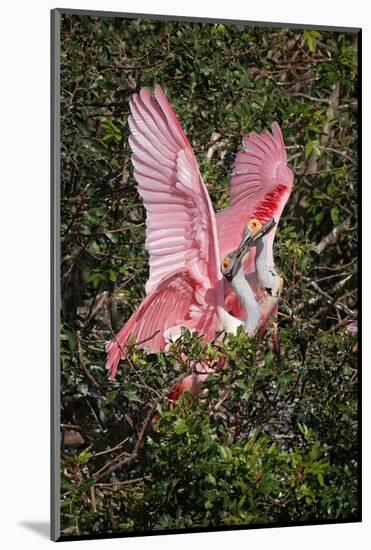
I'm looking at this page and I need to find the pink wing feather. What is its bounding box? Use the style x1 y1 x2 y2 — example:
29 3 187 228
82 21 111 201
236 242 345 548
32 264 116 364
105 270 218 379
106 86 222 378
129 85 222 294
216 122 294 265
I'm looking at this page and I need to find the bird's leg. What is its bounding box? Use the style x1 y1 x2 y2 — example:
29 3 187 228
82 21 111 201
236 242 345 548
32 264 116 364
254 235 283 298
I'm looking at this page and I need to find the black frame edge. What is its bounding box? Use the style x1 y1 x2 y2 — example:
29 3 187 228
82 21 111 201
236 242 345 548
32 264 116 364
54 7 361 33
57 517 361 543
356 28 362 523
51 7 61 543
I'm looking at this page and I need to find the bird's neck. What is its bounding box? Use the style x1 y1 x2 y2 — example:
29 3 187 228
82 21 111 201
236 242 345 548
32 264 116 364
255 234 273 288
231 266 260 336
255 234 282 297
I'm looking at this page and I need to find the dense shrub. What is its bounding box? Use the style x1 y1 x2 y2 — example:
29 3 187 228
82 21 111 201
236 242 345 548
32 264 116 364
59 14 359 536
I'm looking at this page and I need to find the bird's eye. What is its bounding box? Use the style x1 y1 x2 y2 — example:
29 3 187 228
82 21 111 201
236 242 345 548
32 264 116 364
247 218 262 233
221 258 230 271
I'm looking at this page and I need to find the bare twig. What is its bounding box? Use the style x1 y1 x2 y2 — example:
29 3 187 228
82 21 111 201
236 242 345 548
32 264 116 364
135 330 161 347
302 276 356 318
306 81 340 175
82 291 109 330
312 217 351 254
205 132 226 160
94 476 150 488
295 167 348 177
90 486 97 513
325 147 357 167
93 401 158 480
332 274 354 293
76 333 101 389
92 437 129 458
292 92 329 104
98 58 169 72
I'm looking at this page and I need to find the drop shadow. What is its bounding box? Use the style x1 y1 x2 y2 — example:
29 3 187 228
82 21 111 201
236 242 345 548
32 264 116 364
18 521 50 539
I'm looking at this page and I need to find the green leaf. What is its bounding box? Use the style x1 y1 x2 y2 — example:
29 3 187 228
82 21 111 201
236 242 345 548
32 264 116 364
219 446 233 462
77 448 92 465
234 379 247 390
317 472 325 487
315 211 324 225
174 418 187 435
305 139 320 159
304 30 322 53
330 206 340 226
61 475 74 491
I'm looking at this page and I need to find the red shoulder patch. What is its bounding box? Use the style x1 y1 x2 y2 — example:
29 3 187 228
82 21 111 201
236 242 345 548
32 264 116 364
253 184 288 223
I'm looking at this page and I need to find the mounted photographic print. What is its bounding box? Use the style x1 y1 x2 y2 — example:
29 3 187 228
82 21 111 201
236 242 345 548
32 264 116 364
51 8 361 541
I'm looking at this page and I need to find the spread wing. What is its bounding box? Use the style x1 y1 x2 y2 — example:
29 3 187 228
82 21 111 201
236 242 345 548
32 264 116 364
216 122 294 263
128 85 222 294
106 86 223 378
106 270 219 379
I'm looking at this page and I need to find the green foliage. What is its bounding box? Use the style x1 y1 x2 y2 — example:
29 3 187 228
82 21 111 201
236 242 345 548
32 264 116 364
304 30 322 53
60 328 358 535
59 14 359 537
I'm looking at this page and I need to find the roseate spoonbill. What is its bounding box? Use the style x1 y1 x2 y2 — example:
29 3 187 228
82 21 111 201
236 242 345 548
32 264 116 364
105 85 294 385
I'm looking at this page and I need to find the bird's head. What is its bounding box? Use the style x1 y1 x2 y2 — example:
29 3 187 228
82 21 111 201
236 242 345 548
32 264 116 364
221 254 233 276
221 217 276 282
241 217 275 250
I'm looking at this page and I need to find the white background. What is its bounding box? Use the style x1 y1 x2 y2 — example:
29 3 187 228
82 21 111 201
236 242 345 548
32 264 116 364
0 0 368 548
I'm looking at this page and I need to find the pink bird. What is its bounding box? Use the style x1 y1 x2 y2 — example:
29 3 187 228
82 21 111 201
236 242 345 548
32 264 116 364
105 85 294 393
